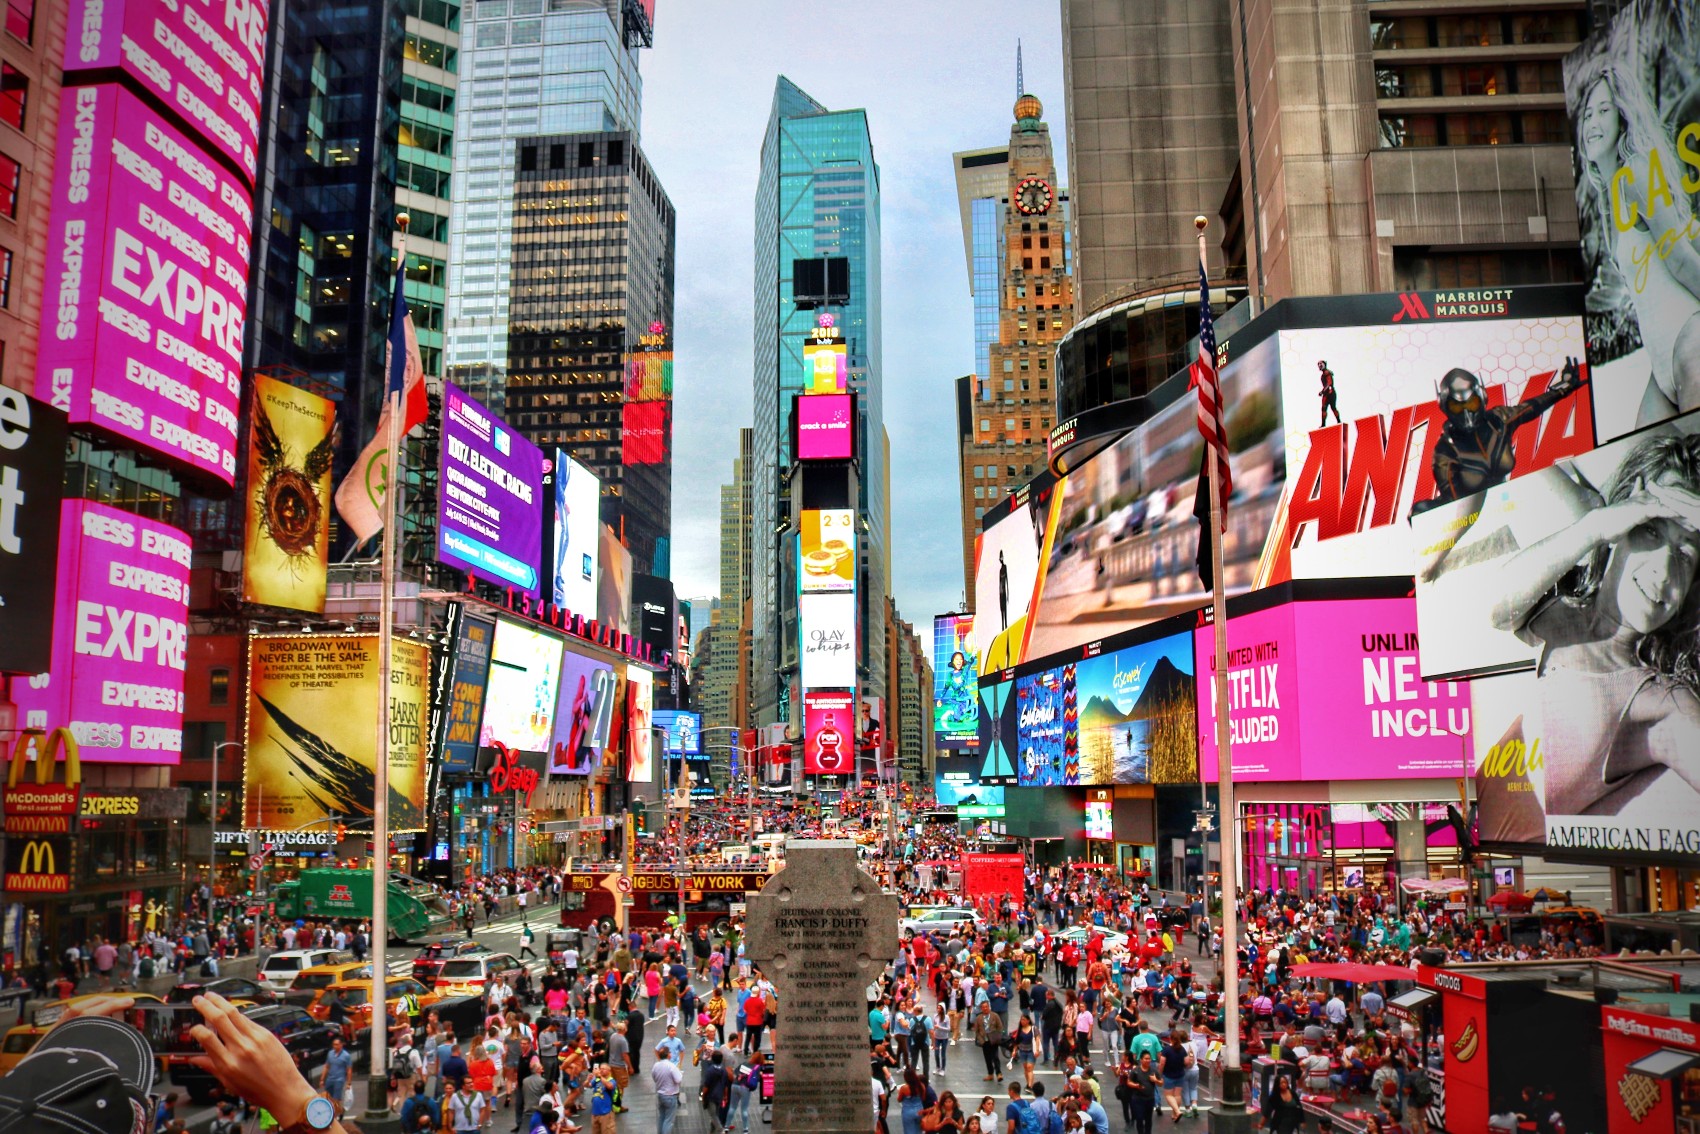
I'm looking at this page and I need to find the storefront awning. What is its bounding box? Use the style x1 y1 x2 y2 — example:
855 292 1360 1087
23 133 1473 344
1627 1049 1700 1080
1386 987 1440 1021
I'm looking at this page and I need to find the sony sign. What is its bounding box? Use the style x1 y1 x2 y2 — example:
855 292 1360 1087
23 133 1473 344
0 387 66 673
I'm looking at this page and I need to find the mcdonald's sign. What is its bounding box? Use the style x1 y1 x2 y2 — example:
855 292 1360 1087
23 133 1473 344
1 728 81 836
4 837 68 892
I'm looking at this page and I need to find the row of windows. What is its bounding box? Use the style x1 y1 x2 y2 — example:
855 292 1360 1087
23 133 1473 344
404 33 456 72
399 159 451 197
0 64 25 131
1369 13 1579 51
1376 61 1564 100
401 0 460 31
1379 110 1570 148
7 0 31 44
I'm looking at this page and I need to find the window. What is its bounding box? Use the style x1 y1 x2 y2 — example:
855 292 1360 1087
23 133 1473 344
6 0 30 43
519 145 536 172
0 65 25 129
578 141 595 166
973 486 984 499
607 140 624 166
0 150 16 218
209 668 231 706
972 466 983 478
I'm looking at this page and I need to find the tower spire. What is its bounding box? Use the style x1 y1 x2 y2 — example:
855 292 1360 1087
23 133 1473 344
1016 40 1025 99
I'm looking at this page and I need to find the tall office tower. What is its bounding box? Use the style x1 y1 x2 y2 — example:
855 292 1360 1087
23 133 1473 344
953 91 1075 609
696 431 752 746
0 3 66 395
445 0 649 401
507 131 676 575
752 77 888 730
1229 0 1584 302
884 604 933 786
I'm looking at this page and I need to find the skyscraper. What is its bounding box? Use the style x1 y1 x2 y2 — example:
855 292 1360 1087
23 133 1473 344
507 131 676 575
751 77 887 728
444 0 648 397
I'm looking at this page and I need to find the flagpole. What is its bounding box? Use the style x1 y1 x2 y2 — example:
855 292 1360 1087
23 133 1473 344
1197 215 1247 1126
364 213 408 1128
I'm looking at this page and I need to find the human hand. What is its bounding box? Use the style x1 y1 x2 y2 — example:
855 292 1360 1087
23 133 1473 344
1587 477 1700 547
58 994 139 1022
188 993 319 1127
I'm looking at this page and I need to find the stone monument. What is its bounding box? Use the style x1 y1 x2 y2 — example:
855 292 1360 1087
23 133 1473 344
745 839 900 1134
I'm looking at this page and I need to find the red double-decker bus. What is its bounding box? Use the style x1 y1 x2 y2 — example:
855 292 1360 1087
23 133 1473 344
557 870 772 934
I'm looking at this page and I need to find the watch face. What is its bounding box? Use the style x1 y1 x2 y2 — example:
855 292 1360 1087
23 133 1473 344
305 1097 336 1130
1016 178 1051 216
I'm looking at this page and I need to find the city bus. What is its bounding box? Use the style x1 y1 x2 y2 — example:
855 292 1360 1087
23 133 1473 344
557 869 773 934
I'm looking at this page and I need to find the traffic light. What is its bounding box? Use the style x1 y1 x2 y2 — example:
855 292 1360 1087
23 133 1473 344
336 822 348 842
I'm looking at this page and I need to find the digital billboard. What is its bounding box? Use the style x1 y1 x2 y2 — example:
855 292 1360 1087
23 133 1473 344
479 620 564 756
621 401 669 465
0 389 65 675
799 592 856 689
803 338 848 394
1413 409 1700 680
803 690 855 775
932 614 979 747
439 384 544 594
439 612 495 773
243 634 431 831
971 479 1061 671
934 776 1002 809
12 500 189 763
36 84 250 486
243 373 334 612
653 709 702 758
1084 790 1113 840
65 0 269 185
796 394 855 461
548 646 616 775
1195 593 1472 783
974 676 1020 784
799 508 856 593
1563 4 1700 444
625 666 653 783
551 450 600 614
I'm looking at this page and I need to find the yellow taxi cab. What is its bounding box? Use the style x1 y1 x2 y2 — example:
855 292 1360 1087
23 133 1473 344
283 961 376 1006
307 975 439 1037
0 992 164 1075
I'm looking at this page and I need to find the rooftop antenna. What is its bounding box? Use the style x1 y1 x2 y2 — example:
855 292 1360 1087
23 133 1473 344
1016 40 1025 99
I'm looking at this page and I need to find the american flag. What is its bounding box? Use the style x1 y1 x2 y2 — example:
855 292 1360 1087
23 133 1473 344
1190 255 1230 587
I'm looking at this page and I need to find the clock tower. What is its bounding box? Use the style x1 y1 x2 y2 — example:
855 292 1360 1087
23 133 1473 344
955 87 1075 608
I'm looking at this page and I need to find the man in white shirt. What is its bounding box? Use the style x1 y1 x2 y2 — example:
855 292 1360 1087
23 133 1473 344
652 1046 684 1134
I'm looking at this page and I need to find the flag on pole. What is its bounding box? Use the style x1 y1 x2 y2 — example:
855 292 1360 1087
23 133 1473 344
1189 255 1231 589
333 255 428 542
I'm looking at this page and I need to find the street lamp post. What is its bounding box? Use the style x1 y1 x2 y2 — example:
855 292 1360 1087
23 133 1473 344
210 742 243 912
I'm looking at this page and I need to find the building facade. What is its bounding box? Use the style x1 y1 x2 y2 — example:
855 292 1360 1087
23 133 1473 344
506 131 676 575
954 93 1075 608
444 0 646 397
751 77 888 729
0 0 65 397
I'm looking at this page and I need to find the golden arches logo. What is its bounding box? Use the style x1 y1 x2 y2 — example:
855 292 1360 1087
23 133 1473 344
7 727 81 788
17 840 54 876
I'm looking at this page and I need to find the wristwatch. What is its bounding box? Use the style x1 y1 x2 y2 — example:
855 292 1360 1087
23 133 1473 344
281 1096 337 1134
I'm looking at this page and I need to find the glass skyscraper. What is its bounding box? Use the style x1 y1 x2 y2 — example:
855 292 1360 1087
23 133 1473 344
751 77 888 728
445 0 645 394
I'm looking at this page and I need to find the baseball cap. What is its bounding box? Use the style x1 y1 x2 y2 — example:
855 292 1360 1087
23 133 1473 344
0 1016 157 1134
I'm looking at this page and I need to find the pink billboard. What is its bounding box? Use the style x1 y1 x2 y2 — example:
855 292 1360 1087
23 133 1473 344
1198 596 1472 781
12 500 191 764
65 0 269 185
36 84 249 486
796 393 855 460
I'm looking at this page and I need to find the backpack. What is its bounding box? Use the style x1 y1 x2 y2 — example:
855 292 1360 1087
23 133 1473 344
1049 1110 1065 1134
1013 1100 1043 1134
743 1064 761 1091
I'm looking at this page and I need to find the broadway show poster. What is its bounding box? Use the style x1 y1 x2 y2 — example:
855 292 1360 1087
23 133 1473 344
244 635 430 832
1563 1 1700 444
1072 630 1197 785
243 374 335 612
1266 316 1591 582
1413 408 1700 680
1015 665 1075 787
932 614 979 747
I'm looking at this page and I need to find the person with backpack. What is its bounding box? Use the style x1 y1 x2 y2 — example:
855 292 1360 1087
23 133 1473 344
1005 1082 1044 1134
909 1001 933 1079
728 1053 762 1134
399 1085 439 1134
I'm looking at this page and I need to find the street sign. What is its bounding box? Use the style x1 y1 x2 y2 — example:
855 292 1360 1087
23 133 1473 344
1193 810 1217 833
518 819 532 834
615 875 633 894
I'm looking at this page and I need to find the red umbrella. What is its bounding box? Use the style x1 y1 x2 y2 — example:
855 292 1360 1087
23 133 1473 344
1488 889 1535 913
1291 962 1414 983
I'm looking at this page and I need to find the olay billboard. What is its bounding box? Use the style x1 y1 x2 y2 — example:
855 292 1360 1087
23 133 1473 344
1196 595 1472 782
37 84 249 486
12 500 190 764
65 0 270 185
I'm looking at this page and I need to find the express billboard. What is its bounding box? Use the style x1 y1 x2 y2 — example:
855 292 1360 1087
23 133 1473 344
12 500 189 763
799 508 855 593
548 645 616 775
799 592 856 689
37 84 250 486
795 393 855 461
1195 592 1472 783
551 451 600 614
932 614 979 747
479 620 564 756
1562 4 1700 444
244 634 430 831
242 373 334 612
65 0 269 185
0 389 65 674
803 690 855 775
439 612 495 773
438 384 544 594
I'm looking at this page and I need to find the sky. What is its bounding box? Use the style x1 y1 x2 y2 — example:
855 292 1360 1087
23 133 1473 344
639 1 1067 627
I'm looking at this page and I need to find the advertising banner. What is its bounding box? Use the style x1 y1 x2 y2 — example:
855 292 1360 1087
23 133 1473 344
799 592 857 689
0 389 65 674
243 634 430 831
598 523 633 635
803 337 848 394
625 666 653 783
653 709 702 758
12 501 189 763
64 0 269 185
799 508 855 593
621 401 668 465
934 776 1002 809
438 384 543 594
932 614 979 747
551 450 600 614
37 84 250 486
960 852 1025 905
479 620 564 756
974 676 1020 783
1562 4 1700 444
548 646 616 775
1084 790 1113 840
803 690 854 775
1414 409 1700 679
438 612 495 773
242 373 334 611
972 480 1062 671
1197 596 1472 782
795 393 855 461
